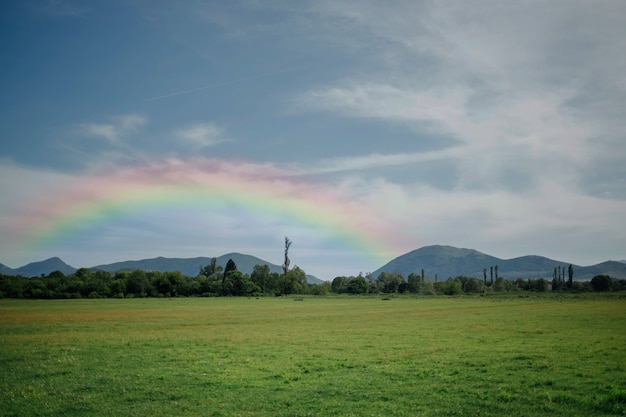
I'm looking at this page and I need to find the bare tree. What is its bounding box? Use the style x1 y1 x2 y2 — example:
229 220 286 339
282 237 292 275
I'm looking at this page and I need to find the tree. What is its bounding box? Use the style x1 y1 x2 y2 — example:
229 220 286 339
309 281 330 295
407 273 421 293
590 275 611 292
282 237 292 276
251 264 270 293
483 268 487 285
493 277 506 292
377 272 405 293
222 270 256 296
346 276 369 294
490 266 493 284
494 265 499 281
222 259 238 295
553 267 558 290
280 266 306 295
441 279 462 295
126 270 149 297
464 277 483 293
224 259 237 276
568 264 574 289
331 276 348 293
200 257 219 277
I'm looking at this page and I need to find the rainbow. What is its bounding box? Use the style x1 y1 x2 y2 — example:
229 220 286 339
15 158 398 267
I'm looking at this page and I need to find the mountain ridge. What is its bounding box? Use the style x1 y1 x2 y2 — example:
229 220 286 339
372 245 626 280
2 253 323 284
2 245 624 281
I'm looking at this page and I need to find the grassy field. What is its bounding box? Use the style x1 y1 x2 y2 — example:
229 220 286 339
1 294 625 416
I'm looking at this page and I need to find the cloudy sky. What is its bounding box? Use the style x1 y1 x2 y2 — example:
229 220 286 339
1 0 625 279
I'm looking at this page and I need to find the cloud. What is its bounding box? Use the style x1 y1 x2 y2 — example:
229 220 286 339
78 114 147 143
175 122 229 148
294 0 626 197
288 149 458 177
78 123 118 142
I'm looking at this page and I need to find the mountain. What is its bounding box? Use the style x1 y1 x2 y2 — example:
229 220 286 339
576 261 626 279
90 253 323 284
0 262 14 275
372 245 626 280
12 257 77 277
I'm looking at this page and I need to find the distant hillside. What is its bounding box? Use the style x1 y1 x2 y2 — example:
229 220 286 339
9 257 77 277
576 261 626 279
90 253 323 284
0 262 14 275
373 245 626 280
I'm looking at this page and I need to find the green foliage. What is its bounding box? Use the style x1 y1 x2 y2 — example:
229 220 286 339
439 279 463 295
376 271 405 293
0 263 622 299
345 276 369 294
309 281 330 295
591 275 612 292
279 266 307 295
331 276 348 293
251 264 270 293
223 258 237 277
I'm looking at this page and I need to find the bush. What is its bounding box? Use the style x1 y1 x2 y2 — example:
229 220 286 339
590 275 612 292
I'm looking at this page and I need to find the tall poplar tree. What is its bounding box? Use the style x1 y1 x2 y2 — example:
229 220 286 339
282 237 292 276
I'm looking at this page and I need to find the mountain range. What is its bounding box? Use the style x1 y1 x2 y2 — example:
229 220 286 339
0 253 323 284
2 245 625 281
372 245 626 280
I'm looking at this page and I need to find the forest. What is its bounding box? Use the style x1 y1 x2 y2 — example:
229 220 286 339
1 256 624 299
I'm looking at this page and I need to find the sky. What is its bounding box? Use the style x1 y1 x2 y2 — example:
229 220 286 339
1 0 625 280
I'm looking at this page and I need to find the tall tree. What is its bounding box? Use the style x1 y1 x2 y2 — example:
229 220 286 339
222 258 237 292
251 264 270 293
282 237 292 275
200 257 218 277
495 265 499 281
553 267 558 290
568 264 574 289
490 266 493 284
224 258 237 276
407 273 420 293
483 268 487 285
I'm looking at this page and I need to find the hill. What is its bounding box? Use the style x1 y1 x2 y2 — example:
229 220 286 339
0 262 14 275
372 245 626 280
89 253 324 284
6 257 78 277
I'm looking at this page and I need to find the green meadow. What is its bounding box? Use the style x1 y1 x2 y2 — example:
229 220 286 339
1 295 625 416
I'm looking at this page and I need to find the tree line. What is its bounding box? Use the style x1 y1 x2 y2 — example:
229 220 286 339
0 262 623 299
0 257 329 299
331 270 625 295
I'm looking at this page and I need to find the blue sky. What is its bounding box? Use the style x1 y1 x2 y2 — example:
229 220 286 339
1 0 625 279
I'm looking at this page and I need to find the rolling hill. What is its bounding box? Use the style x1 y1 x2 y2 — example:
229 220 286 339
0 257 77 277
3 246 624 283
372 245 626 280
1 253 322 284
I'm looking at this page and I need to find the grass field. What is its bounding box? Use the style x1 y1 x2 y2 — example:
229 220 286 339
1 294 625 416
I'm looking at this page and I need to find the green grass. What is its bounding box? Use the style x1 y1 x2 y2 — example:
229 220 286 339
1 295 625 416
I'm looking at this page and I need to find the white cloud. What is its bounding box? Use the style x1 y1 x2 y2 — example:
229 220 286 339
175 122 228 148
295 0 625 197
78 114 147 143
